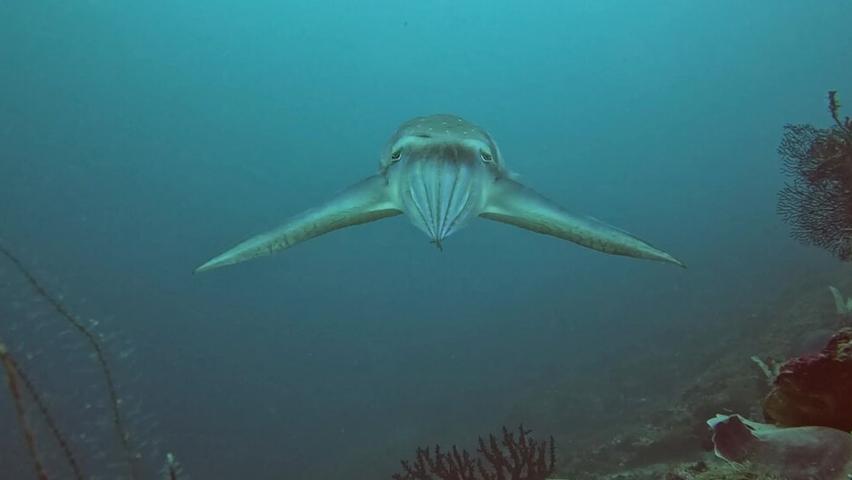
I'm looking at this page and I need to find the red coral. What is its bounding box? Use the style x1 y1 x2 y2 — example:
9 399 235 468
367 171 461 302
763 328 852 430
392 426 556 480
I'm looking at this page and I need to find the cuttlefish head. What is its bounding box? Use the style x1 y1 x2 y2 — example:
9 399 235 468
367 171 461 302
381 114 506 248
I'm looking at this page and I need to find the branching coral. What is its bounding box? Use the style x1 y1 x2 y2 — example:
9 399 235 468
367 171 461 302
162 452 184 480
778 91 852 260
828 285 852 315
392 426 556 480
1 336 86 479
1 340 50 480
0 244 140 478
1 245 192 479
750 355 780 386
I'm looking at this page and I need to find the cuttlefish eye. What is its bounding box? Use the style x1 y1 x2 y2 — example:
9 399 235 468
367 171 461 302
480 150 494 163
390 150 402 162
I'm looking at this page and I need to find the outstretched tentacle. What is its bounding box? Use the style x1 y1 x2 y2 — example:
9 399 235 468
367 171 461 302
480 178 685 267
195 175 401 272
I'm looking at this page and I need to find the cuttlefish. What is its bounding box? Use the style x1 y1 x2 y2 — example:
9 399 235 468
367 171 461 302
195 114 684 273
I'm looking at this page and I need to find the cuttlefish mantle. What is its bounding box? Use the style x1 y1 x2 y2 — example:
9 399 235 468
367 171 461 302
195 114 685 273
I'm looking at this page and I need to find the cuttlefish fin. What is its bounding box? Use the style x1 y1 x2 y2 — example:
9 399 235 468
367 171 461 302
195 175 401 273
480 178 685 267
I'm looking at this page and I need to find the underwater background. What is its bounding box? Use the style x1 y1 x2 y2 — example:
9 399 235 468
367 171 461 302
1 1 851 479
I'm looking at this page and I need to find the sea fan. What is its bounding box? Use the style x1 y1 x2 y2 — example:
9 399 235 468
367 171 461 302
778 91 852 260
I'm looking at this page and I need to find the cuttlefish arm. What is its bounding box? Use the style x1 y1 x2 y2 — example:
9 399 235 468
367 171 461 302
195 175 400 273
480 178 685 267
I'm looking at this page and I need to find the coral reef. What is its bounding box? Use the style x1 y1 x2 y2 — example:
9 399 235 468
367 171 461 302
762 327 852 431
778 91 852 260
707 414 852 480
392 425 556 480
506 269 852 480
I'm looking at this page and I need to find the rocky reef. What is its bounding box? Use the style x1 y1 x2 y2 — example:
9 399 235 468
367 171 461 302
500 266 852 480
708 414 852 480
762 327 852 431
496 93 852 480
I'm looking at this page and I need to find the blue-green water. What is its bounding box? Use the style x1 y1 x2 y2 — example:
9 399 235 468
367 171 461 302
0 1 849 478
